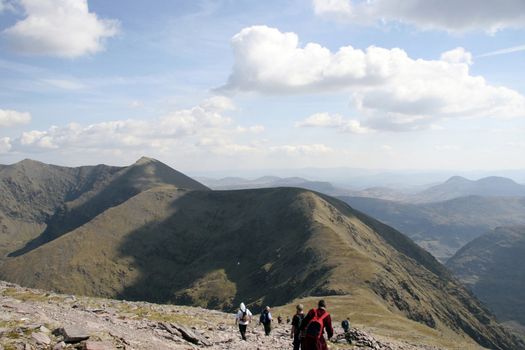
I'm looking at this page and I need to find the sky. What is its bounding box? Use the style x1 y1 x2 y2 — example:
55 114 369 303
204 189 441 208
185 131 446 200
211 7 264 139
0 0 525 173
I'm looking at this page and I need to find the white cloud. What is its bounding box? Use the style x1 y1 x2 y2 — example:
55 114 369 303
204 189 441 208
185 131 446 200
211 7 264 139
199 95 236 112
296 112 370 134
6 97 266 158
0 137 11 153
3 0 119 58
13 98 232 151
0 109 31 127
312 0 525 33
313 0 352 20
223 26 525 131
2 97 334 162
440 47 473 65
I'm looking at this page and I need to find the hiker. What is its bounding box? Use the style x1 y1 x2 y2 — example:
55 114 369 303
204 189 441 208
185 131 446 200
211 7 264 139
341 317 352 344
287 316 291 324
259 306 272 336
299 299 333 350
235 302 252 341
290 304 305 350
278 315 283 324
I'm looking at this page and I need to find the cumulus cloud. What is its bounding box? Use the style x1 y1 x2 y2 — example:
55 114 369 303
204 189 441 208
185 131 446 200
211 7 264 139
12 97 236 152
312 0 525 33
0 137 11 153
222 26 525 131
0 109 31 127
440 47 473 65
3 0 119 58
295 113 370 134
2 97 335 162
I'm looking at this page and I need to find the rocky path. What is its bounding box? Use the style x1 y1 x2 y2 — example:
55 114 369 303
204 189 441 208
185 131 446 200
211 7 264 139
1 281 444 350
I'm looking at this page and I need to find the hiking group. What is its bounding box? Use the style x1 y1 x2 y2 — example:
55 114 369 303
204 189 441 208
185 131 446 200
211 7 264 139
236 299 346 350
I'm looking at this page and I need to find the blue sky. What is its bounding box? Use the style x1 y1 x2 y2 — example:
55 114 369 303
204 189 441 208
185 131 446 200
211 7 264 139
0 0 524 173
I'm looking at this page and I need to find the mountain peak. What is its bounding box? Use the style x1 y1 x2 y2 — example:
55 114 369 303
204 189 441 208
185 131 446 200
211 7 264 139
133 156 158 166
445 175 470 183
14 158 46 167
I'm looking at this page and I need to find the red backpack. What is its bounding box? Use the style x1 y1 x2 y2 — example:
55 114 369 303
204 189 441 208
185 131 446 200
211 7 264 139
305 309 329 339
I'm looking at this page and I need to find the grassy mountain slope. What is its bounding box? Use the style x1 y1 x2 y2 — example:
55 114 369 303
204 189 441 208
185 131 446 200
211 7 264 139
6 157 208 257
447 226 525 330
339 195 525 261
0 186 521 349
0 159 123 259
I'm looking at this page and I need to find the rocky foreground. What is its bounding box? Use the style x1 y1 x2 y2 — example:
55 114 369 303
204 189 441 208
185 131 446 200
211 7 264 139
1 281 451 350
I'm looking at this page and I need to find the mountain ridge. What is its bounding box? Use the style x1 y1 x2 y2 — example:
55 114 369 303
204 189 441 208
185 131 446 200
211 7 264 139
0 157 208 259
0 158 522 349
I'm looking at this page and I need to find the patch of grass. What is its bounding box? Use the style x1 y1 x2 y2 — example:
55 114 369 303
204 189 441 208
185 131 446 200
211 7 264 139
116 303 204 326
2 287 61 303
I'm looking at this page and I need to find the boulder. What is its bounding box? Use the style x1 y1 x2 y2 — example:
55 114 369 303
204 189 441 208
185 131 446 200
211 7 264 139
31 332 51 345
55 326 90 343
171 322 212 347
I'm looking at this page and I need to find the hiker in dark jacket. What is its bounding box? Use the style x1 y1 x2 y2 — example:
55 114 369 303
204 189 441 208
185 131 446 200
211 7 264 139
299 300 333 350
290 304 305 350
259 306 272 336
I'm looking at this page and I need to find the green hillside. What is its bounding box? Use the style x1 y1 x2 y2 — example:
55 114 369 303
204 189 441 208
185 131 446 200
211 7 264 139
447 226 525 332
0 184 521 349
1 157 208 259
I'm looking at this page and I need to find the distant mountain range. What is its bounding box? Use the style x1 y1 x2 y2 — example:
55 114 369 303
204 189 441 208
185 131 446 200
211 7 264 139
192 167 525 190
196 175 348 196
0 158 521 349
199 174 525 204
339 195 525 261
414 176 525 202
447 226 525 335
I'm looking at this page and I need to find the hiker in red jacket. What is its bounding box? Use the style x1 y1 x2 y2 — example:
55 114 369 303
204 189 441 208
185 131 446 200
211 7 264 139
299 300 333 350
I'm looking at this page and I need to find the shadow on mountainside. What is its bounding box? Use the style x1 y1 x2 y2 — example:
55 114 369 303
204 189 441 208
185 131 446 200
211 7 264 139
115 188 332 312
9 159 208 258
9 172 144 257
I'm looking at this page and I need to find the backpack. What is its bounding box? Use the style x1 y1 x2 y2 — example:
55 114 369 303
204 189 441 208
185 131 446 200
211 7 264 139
305 309 329 339
259 311 268 324
294 314 305 335
241 310 248 322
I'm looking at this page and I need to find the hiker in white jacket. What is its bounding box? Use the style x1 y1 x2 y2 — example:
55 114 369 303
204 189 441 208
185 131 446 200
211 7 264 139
235 302 252 340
